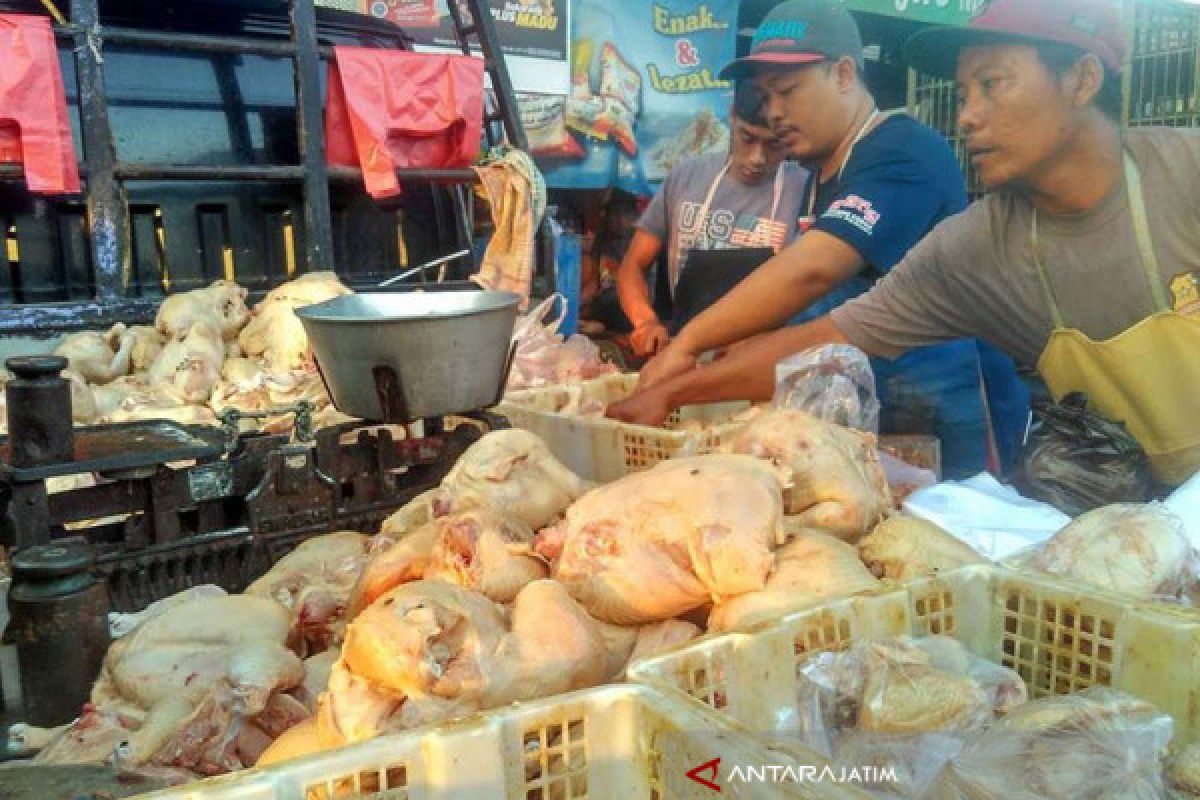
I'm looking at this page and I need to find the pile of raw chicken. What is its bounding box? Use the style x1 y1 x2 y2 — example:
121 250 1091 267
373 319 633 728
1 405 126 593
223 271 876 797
0 279 614 435
9 404 1198 793
0 273 357 437
11 409 972 781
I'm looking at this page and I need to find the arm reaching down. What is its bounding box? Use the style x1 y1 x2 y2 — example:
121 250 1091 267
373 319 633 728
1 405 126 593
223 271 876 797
608 315 852 426
615 230 669 356
639 231 865 389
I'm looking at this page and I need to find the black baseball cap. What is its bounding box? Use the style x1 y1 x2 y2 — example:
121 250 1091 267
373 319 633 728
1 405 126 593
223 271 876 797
719 0 864 81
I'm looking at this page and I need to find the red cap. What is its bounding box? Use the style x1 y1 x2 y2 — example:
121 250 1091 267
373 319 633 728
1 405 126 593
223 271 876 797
903 0 1127 79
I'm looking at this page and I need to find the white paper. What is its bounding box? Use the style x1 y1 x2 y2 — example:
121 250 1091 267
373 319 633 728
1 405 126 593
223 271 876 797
902 473 1071 561
1165 469 1200 551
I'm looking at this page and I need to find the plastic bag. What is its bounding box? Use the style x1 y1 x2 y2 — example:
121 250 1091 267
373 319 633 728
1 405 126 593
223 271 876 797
506 294 616 391
1012 392 1153 518
774 344 881 433
792 636 1026 798
325 48 484 200
934 687 1174 800
1029 501 1197 603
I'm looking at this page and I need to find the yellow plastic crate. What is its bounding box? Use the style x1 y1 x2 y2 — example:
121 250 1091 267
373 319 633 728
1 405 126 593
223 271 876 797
497 374 750 483
627 565 1200 748
129 685 869 800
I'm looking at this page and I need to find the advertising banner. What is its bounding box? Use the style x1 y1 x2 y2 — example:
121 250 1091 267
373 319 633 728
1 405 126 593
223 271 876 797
366 0 569 94
530 0 738 195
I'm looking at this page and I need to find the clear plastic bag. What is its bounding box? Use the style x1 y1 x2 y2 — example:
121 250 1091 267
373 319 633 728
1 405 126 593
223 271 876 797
1031 502 1198 603
506 294 616 391
774 344 881 433
934 687 1174 800
792 636 1028 798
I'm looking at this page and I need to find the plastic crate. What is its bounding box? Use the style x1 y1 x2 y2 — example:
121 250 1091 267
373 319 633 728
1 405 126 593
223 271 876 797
499 374 941 483
129 685 867 800
497 374 750 483
627 565 1200 748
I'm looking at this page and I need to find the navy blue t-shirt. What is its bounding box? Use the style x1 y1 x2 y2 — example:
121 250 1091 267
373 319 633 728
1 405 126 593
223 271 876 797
790 114 1029 477
798 113 969 320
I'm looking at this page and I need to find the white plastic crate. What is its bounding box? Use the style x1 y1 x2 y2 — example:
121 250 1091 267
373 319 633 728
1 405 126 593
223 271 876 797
497 374 750 483
627 565 1200 748
130 685 869 800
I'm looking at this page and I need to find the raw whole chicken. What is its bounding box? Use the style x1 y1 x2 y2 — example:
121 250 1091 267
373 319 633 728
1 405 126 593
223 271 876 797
708 530 881 632
237 301 312 372
238 272 351 371
348 506 548 617
145 321 225 404
433 429 588 529
858 514 987 581
90 375 151 420
319 580 610 748
548 454 786 625
1032 503 1194 600
424 507 548 602
346 494 439 618
622 619 703 672
156 280 249 342
727 409 892 541
291 650 339 715
33 593 305 775
1166 743 1200 799
54 324 135 385
126 325 166 373
63 369 100 424
244 532 372 654
260 271 352 308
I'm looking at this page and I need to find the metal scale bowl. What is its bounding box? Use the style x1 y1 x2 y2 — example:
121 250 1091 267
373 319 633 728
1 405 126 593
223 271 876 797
296 289 521 423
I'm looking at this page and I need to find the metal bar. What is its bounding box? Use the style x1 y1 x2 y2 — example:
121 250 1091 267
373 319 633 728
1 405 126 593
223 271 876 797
213 58 257 163
100 27 298 57
0 298 160 334
450 0 529 151
105 164 480 183
92 26 355 60
71 0 128 303
290 0 334 271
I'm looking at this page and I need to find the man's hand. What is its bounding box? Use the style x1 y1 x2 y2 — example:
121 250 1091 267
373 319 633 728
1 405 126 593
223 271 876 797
606 385 673 427
636 343 697 390
630 320 670 357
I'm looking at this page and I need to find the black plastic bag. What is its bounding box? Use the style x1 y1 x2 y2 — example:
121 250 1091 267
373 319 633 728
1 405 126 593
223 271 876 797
1013 392 1152 517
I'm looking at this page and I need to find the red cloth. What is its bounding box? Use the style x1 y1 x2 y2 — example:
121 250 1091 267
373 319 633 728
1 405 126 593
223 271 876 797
325 47 485 200
0 14 80 194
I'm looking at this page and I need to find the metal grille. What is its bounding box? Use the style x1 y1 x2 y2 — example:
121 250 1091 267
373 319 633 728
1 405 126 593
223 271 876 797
907 72 980 194
1127 0 1200 127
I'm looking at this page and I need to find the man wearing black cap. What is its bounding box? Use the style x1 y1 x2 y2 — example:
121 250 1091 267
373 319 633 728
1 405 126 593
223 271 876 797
613 0 1028 478
609 0 1200 488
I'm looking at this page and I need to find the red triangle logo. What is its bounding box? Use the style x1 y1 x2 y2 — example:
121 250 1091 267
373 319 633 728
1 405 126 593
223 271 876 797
686 757 722 792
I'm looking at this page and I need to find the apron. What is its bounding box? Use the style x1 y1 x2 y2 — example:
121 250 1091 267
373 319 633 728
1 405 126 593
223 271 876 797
668 160 785 336
1032 151 1200 486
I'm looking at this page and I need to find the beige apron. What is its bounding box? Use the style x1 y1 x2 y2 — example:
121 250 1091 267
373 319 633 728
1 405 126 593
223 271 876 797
1032 152 1200 485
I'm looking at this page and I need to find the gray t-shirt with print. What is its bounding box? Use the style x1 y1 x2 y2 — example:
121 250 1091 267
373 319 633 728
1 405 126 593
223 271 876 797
638 153 809 295
830 127 1200 368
